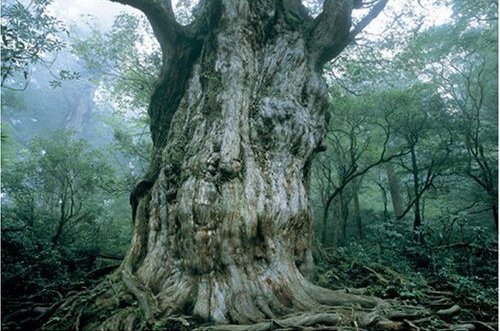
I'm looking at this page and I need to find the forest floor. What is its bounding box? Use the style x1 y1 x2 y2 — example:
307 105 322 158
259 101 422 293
1 248 497 331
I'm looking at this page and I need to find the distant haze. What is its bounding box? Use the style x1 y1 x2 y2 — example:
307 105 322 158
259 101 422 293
49 0 138 29
50 1 451 39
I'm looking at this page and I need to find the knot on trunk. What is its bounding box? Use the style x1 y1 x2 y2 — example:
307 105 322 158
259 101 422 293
219 158 242 178
206 152 220 175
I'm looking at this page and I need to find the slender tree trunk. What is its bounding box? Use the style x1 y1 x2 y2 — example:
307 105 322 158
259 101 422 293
51 197 67 249
341 193 349 244
491 200 498 232
322 201 329 246
410 148 422 243
421 197 425 224
413 201 422 243
375 181 389 221
385 163 404 219
486 187 498 232
353 180 362 240
332 198 340 249
26 194 35 239
332 193 349 248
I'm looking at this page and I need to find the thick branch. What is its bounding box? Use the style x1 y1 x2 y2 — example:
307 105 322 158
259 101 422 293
183 0 222 37
309 0 389 68
310 0 353 68
110 0 182 53
281 0 313 26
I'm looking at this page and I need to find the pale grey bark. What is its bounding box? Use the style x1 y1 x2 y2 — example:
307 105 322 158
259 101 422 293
124 2 329 321
116 0 391 324
64 85 94 134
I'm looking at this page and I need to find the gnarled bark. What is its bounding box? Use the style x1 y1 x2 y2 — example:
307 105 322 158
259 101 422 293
123 1 330 323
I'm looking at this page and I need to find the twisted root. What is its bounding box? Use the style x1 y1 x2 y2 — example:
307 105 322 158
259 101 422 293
41 272 434 331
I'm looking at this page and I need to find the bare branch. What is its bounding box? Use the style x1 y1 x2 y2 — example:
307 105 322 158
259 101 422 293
309 0 389 68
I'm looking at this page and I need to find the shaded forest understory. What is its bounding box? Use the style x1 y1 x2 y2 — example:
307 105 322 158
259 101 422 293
2 236 498 330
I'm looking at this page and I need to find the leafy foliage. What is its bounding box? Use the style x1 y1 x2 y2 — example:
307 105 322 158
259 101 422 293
72 13 160 115
1 131 130 295
1 0 79 89
311 1 497 323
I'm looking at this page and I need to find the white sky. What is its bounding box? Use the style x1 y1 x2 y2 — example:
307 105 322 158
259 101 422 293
49 0 452 34
45 0 453 116
48 0 136 30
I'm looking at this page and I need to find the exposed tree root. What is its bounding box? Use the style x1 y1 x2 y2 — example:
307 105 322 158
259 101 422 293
32 257 495 331
121 270 159 322
2 266 484 331
38 272 435 331
197 312 341 331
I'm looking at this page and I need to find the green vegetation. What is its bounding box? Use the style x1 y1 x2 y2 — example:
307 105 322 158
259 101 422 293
2 131 131 289
1 0 497 330
309 0 497 327
1 0 79 89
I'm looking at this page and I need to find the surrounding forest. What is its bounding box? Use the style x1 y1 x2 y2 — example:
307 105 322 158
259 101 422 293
1 0 498 330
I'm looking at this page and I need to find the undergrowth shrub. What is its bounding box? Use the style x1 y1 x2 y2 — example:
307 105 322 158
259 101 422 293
314 217 497 313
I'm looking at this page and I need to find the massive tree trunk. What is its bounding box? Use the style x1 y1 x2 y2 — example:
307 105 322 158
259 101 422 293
128 0 329 321
42 1 412 330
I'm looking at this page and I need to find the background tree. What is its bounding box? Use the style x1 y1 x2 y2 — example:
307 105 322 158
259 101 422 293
384 162 404 218
1 0 79 89
1 131 129 296
384 86 452 242
72 12 160 114
311 88 409 248
307 2 497 324
396 0 498 231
